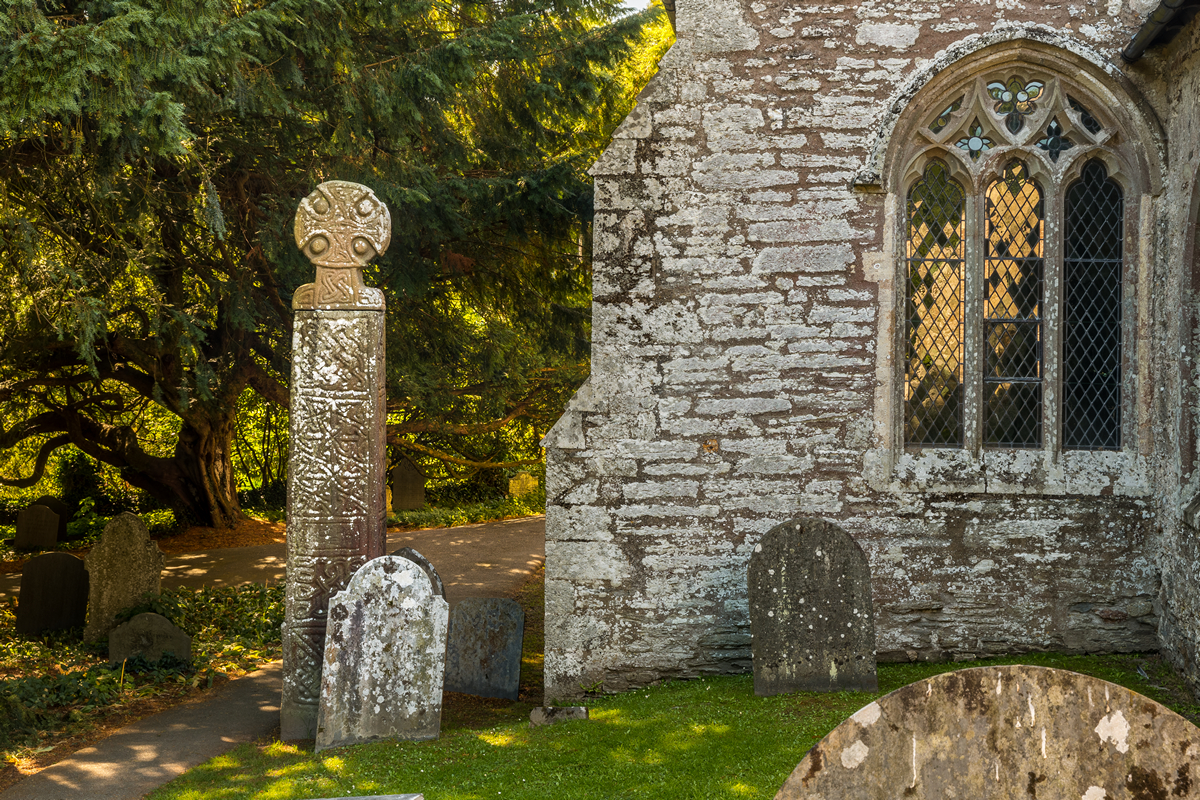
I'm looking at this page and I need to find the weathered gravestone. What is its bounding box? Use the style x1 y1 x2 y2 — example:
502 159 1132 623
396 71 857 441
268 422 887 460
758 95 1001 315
391 459 425 511
748 517 876 696
282 181 391 740
83 513 163 642
445 598 524 700
16 552 88 635
32 496 71 540
14 505 60 551
315 557 449 751
391 547 445 599
109 612 192 665
775 664 1200 800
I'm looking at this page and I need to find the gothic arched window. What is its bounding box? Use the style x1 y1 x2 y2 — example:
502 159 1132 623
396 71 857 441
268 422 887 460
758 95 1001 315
902 73 1127 457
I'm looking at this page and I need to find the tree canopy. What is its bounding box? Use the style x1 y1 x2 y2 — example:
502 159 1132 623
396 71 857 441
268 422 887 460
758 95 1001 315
0 0 669 526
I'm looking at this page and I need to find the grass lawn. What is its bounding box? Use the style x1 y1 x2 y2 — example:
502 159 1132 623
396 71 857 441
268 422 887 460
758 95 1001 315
149 568 1200 800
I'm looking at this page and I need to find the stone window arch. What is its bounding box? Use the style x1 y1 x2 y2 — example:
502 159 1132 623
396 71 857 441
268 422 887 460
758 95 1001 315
866 47 1158 495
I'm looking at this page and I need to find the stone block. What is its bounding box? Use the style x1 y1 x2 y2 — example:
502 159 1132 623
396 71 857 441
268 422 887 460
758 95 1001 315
315 557 449 751
14 505 60 552
529 707 589 727
391 460 425 511
83 513 163 643
108 612 191 665
445 598 525 701
748 517 876 695
775 665 1200 799
16 553 88 635
391 547 445 599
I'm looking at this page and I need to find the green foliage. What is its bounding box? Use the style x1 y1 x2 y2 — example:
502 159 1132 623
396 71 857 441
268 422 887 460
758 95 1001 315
387 492 545 530
116 585 285 649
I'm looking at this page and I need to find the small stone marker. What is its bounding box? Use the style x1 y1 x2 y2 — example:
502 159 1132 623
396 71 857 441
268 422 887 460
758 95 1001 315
390 547 445 599
315 557 449 751
391 459 425 511
530 707 588 727
83 513 164 642
14 505 60 551
32 496 72 540
444 598 525 700
748 517 876 695
108 612 192 665
508 473 538 497
16 553 88 635
775 664 1200 800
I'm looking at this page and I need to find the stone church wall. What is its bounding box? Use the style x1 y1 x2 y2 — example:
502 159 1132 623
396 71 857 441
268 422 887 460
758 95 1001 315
544 0 1195 699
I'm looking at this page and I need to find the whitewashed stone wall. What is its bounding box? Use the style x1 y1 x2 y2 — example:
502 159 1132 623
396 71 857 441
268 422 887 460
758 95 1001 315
544 0 1200 699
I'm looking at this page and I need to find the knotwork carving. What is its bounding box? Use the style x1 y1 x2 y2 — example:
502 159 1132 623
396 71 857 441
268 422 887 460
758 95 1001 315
293 181 391 310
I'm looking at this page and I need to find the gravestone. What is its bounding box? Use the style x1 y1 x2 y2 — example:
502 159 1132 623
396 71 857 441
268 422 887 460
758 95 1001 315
748 517 876 696
83 513 164 642
108 612 192 665
14 505 60 551
390 547 445 599
15 552 88 635
282 181 391 740
508 473 538 497
444 598 524 700
32 496 72 540
444 597 523 695
775 665 1200 800
315 557 449 751
391 459 425 511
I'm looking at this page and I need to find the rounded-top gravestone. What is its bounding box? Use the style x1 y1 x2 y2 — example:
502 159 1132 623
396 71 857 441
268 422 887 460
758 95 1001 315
108 612 192 665
83 513 164 642
14 505 60 551
391 547 445 599
748 517 876 695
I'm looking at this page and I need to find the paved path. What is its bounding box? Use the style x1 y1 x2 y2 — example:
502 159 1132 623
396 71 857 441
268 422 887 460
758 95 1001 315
1 515 545 800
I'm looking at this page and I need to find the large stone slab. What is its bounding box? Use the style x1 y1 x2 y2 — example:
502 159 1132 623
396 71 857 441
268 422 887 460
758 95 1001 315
391 547 445 599
14 505 60 551
83 513 163 642
16 552 88 635
108 612 192 665
31 496 71 540
282 180 391 740
444 598 524 700
315 557 448 751
748 517 876 695
775 664 1200 799
391 459 425 511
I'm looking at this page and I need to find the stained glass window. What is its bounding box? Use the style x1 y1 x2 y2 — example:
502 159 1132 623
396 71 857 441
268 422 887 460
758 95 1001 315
1063 160 1123 449
984 161 1044 448
905 161 965 446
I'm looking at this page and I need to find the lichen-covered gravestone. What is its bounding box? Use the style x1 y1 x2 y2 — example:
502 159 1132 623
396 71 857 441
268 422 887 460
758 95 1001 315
282 181 391 740
748 517 876 695
444 598 525 701
315 557 449 751
14 505 60 551
108 612 192 665
16 552 88 635
83 513 164 642
775 665 1200 799
391 547 445 599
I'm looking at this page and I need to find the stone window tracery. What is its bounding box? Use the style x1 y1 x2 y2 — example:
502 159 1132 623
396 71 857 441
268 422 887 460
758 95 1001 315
901 73 1127 456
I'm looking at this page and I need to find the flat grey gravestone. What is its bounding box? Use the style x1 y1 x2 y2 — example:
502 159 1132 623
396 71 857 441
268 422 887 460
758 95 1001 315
775 665 1200 800
391 459 426 511
14 504 60 551
109 612 192 665
316 556 449 751
444 598 524 700
748 517 877 695
391 547 445 599
16 552 88 635
83 513 164 642
31 496 71 540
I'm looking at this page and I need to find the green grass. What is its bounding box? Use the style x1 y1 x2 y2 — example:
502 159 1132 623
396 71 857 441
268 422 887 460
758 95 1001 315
387 493 545 531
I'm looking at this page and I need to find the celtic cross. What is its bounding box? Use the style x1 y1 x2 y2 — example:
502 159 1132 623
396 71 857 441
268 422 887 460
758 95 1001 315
293 181 392 310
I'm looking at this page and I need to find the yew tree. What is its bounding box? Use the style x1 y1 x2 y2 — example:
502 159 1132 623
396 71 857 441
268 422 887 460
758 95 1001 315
0 0 660 526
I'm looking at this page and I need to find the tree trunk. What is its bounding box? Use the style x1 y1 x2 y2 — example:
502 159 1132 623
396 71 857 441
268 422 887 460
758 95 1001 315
123 414 245 529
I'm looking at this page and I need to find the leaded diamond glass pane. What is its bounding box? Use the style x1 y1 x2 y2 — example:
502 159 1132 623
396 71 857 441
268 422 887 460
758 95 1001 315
984 161 1043 448
905 161 964 447
1064 159 1123 450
